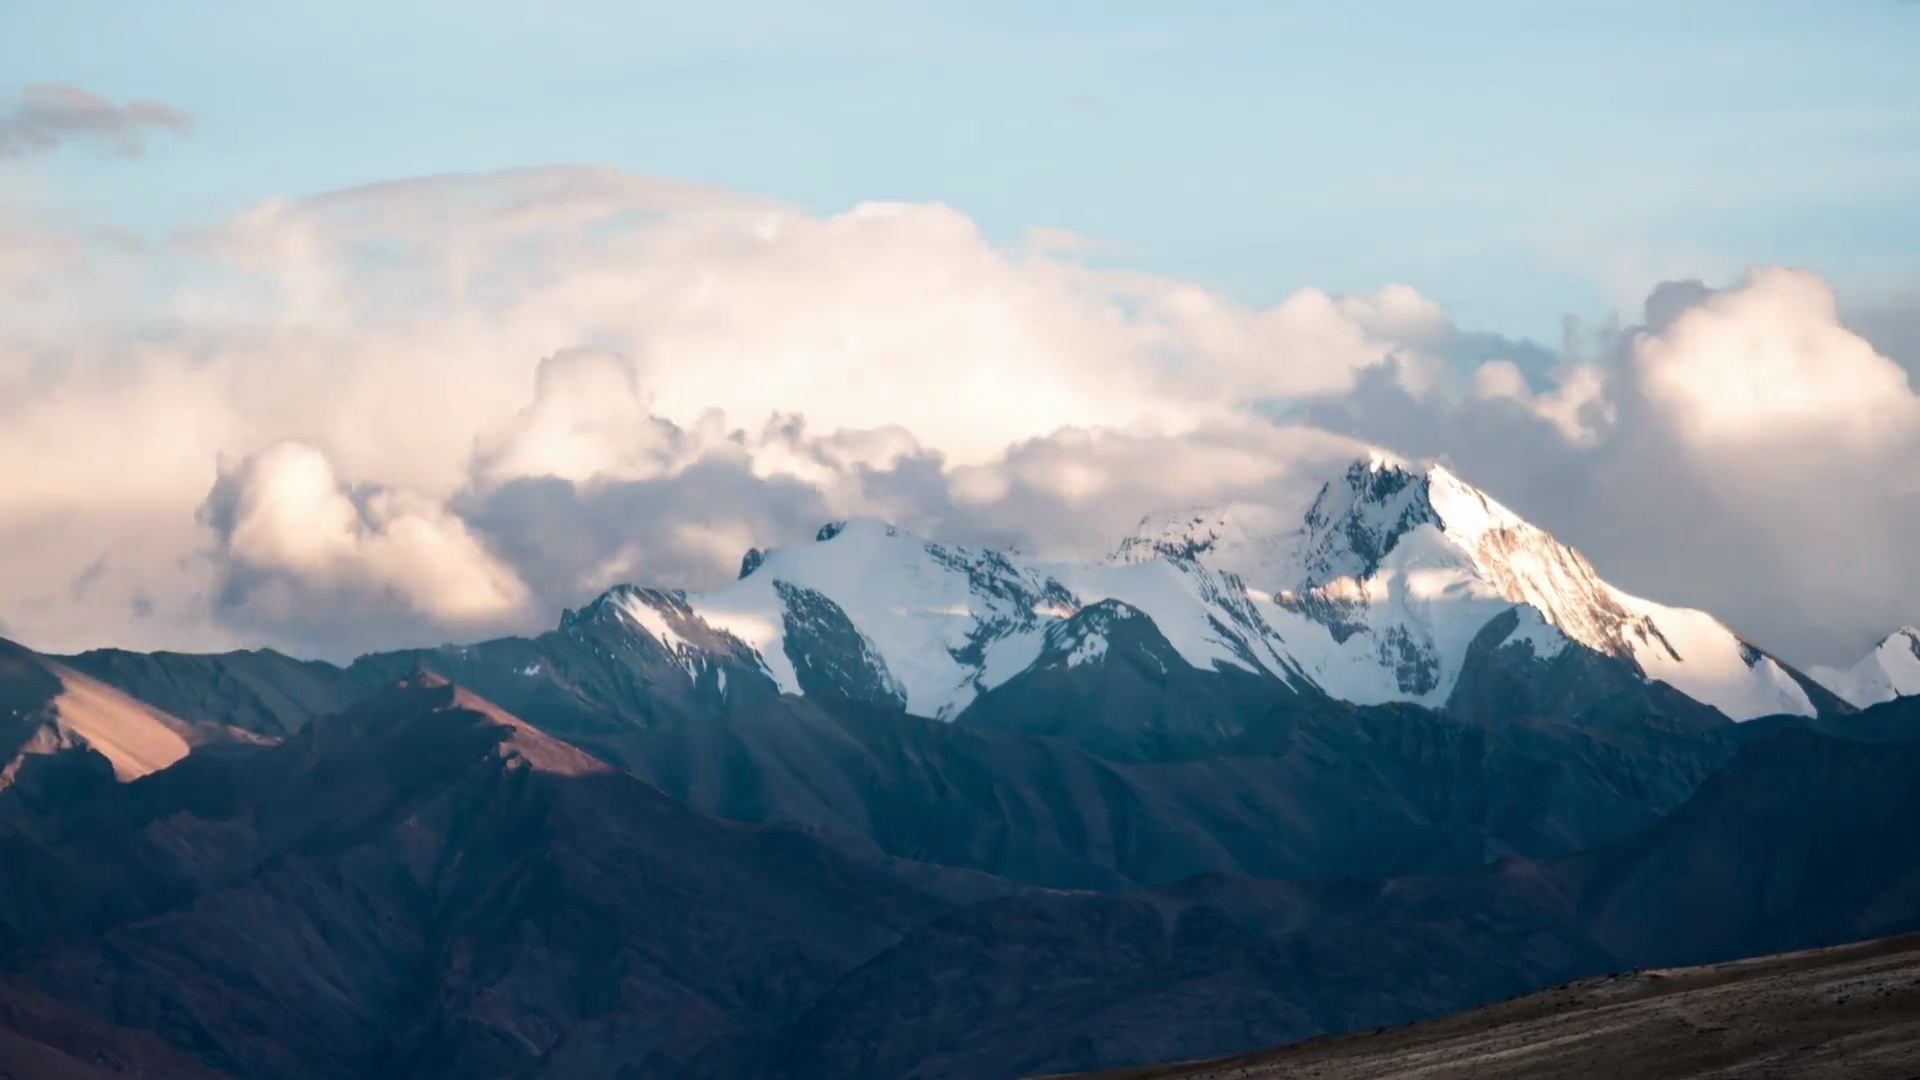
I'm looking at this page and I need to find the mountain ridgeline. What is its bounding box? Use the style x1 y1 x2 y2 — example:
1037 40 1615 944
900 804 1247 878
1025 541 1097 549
344 456 1848 754
1 454 1917 1079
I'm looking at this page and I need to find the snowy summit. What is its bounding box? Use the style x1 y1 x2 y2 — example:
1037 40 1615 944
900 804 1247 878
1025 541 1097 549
1808 628 1920 708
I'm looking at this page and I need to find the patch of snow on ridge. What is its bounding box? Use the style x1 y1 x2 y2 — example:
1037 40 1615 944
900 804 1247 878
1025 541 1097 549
1502 605 1571 659
1068 635 1108 667
677 597 794 694
1037 603 1144 671
613 591 701 676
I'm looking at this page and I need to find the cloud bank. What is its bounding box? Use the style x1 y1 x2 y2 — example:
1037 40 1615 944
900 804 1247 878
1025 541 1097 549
0 84 192 159
0 165 1913 665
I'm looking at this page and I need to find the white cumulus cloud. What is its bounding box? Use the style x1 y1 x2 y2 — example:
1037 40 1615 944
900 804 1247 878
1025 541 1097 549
202 442 529 643
0 165 1914 667
1633 266 1920 451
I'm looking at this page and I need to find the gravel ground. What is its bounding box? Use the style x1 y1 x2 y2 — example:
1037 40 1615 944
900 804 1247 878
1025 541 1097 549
1047 931 1920 1080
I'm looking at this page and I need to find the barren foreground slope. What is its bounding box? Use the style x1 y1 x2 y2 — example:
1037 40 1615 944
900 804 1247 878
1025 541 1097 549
1052 931 1920 1080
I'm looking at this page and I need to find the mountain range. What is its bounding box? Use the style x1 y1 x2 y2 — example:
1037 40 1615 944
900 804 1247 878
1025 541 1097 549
1 453 1916 1079
469 455 1848 735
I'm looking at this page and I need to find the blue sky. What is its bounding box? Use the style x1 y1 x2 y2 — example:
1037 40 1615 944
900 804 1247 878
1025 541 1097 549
4 0 1918 343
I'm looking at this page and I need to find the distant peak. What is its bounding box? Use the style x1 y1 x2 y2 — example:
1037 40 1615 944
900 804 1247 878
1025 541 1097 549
1337 454 1428 497
1336 453 1486 498
1811 624 1920 708
1357 447 1413 474
558 584 689 632
813 517 903 544
1291 459 1446 586
1107 456 1490 580
739 519 918 580
1111 510 1227 565
1888 627 1920 658
1335 452 1475 493
393 669 451 691
1321 454 1535 544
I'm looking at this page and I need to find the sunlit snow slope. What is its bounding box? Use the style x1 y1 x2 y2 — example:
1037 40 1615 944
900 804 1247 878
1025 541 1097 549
1808 628 1920 708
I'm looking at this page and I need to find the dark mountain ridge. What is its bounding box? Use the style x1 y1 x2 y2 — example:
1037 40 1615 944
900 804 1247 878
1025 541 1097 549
742 722 1920 1079
0 645 1905 1078
0 676 1015 1079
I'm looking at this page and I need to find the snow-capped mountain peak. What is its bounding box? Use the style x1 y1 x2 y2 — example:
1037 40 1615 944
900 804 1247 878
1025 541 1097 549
1114 456 1819 720
1111 458 1539 597
1808 627 1920 708
1288 457 1450 587
1109 503 1294 575
589 517 1081 719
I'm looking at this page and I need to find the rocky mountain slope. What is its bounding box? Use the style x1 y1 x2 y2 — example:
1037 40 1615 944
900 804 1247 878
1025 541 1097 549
743 713 1920 1079
0 978 229 1080
0 631 1748 898
610 694 1738 891
0 638 262 789
0 675 1912 1078
54 646 368 737
0 677 1009 1080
